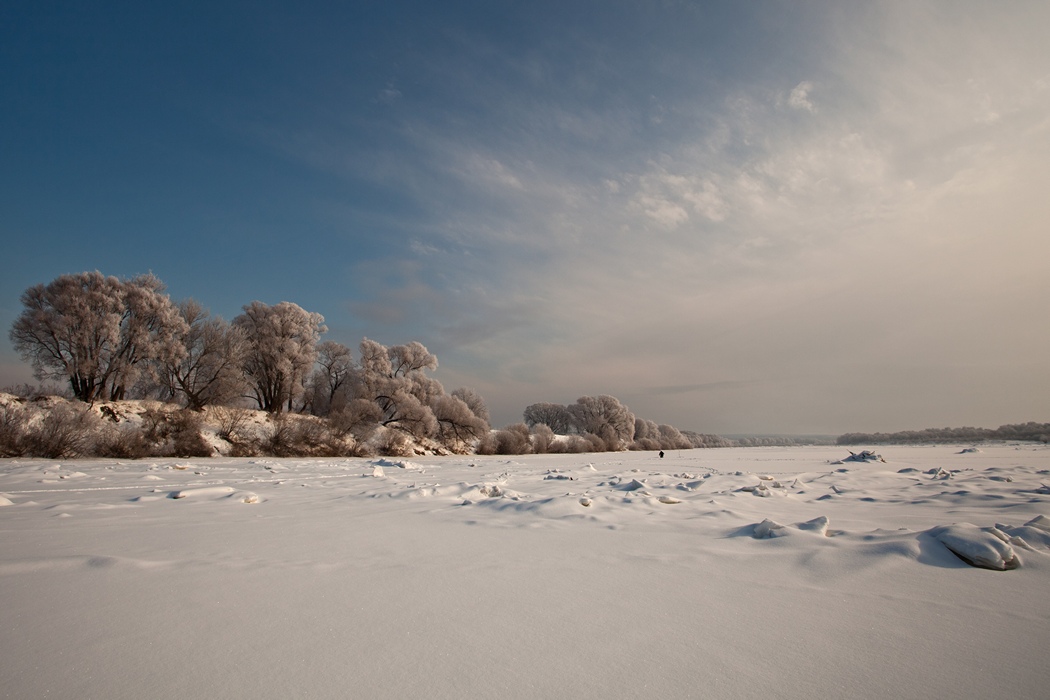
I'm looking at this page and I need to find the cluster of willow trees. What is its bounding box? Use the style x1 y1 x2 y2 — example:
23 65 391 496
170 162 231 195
470 395 728 455
9 271 490 453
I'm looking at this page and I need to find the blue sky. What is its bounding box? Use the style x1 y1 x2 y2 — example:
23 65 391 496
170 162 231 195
3 0 1048 434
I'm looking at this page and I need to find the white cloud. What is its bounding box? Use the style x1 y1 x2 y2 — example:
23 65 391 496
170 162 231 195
631 169 727 227
787 81 815 112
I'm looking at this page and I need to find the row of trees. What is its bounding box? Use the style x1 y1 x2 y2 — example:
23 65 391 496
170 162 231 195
518 396 728 453
8 271 732 456
837 422 1050 445
9 272 491 452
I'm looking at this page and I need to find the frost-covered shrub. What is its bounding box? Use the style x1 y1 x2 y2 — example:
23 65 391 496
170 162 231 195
477 424 531 455
24 403 101 458
170 411 212 457
138 407 211 457
500 423 531 454
530 424 555 454
549 435 591 454
262 415 343 457
375 428 414 457
95 424 151 459
211 406 251 443
0 403 31 457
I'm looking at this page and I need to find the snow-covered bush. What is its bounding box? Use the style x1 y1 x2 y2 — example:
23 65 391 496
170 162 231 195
530 423 555 453
24 402 102 458
477 423 531 455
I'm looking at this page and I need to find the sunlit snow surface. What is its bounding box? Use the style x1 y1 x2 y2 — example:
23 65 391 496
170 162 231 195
2 445 1049 699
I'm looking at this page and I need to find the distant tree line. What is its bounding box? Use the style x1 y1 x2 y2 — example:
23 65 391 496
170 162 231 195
7 271 489 455
837 423 1050 445
731 435 835 447
469 395 730 455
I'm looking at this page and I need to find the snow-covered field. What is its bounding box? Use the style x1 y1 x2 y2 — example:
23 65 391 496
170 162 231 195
2 445 1049 699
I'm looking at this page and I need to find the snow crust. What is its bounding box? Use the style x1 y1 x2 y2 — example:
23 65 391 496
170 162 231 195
2 444 1050 698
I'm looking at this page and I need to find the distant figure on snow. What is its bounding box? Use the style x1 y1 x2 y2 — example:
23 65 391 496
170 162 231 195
659 451 664 458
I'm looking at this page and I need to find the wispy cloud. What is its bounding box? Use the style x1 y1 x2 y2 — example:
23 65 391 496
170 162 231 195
786 81 816 112
357 1 1050 431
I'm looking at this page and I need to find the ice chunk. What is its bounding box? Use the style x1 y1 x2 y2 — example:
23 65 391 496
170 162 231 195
797 516 830 536
753 519 787 539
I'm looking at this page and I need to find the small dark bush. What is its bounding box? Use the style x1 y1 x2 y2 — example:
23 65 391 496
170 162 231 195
24 403 101 458
376 429 413 457
0 404 30 457
95 425 152 459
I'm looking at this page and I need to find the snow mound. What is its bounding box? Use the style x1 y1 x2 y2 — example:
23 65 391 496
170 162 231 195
1023 515 1050 532
372 458 419 470
931 524 1020 570
752 515 833 538
170 486 235 500
738 480 789 497
617 478 648 491
0 494 14 507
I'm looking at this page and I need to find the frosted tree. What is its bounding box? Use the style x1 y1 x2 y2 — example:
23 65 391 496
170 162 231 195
658 424 691 450
328 398 383 441
233 301 326 413
567 395 635 450
523 402 572 434
162 300 248 410
358 337 393 377
349 338 432 437
451 387 490 427
431 394 488 450
634 418 659 442
10 271 187 402
631 418 660 450
388 341 438 378
376 388 438 440
307 341 354 415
